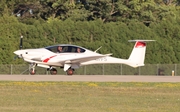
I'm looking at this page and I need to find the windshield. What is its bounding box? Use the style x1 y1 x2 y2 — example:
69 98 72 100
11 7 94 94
45 45 86 53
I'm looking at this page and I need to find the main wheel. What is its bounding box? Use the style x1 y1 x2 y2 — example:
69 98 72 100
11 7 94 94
30 68 36 75
67 69 74 75
50 68 57 75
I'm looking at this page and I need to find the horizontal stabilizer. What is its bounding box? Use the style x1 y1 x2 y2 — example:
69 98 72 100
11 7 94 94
128 40 156 42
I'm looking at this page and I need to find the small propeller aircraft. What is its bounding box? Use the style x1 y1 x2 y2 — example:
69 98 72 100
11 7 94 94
14 36 154 75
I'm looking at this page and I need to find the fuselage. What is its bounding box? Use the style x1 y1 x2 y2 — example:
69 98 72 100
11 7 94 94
14 44 108 67
14 41 147 71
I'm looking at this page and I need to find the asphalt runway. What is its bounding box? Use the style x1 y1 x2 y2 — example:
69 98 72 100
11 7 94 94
0 75 179 82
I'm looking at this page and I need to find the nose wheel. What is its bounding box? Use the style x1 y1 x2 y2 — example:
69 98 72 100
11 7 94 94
30 68 36 75
29 63 36 75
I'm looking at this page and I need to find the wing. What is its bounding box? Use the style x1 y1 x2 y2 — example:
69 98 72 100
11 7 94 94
28 54 107 71
61 55 107 71
64 55 106 64
65 53 112 64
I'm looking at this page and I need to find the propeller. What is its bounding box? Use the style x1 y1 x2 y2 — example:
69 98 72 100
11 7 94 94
19 35 23 50
14 35 23 59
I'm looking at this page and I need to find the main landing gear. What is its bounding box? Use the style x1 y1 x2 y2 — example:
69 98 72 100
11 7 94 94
29 63 75 75
66 68 74 75
49 68 57 75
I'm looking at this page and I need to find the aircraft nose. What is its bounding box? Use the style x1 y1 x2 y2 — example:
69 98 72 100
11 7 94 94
14 50 21 55
14 50 25 58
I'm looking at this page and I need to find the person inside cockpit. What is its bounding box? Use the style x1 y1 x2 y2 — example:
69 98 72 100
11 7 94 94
77 47 81 53
57 46 63 53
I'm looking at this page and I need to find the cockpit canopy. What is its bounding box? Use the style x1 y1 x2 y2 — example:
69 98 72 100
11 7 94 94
45 44 86 53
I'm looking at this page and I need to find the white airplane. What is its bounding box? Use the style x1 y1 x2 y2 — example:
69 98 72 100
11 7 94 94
14 37 154 75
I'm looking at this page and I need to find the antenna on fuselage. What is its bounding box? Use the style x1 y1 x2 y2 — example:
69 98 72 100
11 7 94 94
19 35 23 49
94 46 102 53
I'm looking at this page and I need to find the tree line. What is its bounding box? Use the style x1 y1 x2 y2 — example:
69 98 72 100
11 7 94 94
0 0 180 64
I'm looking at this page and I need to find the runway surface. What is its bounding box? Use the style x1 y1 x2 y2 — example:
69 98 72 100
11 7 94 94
0 75 179 82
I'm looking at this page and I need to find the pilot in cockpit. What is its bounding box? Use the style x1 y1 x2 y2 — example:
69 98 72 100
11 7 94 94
57 46 63 53
77 48 81 53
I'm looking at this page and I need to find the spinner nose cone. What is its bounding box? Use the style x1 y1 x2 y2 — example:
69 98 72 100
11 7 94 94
14 50 25 58
14 50 21 55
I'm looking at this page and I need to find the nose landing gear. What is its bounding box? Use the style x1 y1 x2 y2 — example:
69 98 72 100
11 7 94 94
29 63 37 75
30 68 36 75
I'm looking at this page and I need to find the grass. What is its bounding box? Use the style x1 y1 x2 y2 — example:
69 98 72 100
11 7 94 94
0 81 180 112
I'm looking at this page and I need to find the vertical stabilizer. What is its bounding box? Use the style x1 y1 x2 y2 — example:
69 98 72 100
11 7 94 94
128 40 155 67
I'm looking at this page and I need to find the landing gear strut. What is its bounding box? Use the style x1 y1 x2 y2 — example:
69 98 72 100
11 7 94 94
66 68 74 75
29 63 36 75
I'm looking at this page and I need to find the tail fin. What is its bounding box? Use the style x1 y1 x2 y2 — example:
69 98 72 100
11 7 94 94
128 40 155 67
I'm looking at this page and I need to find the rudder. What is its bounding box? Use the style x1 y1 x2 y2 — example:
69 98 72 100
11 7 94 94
127 40 155 67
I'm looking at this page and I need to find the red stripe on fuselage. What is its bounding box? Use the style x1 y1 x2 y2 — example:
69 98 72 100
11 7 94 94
43 55 56 63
